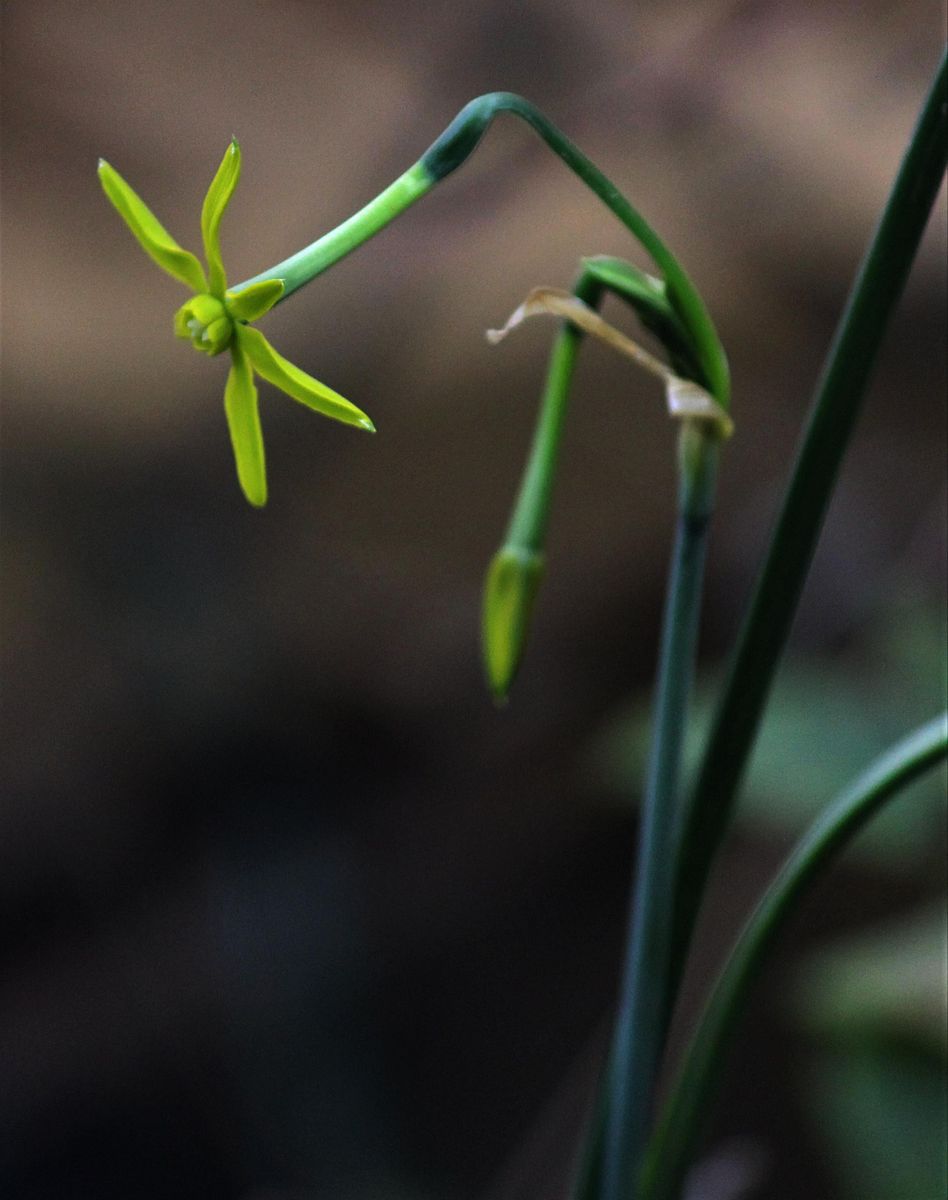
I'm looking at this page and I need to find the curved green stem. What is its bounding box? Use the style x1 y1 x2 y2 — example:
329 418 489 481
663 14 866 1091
668 47 947 1012
235 162 433 300
600 421 719 1200
234 92 729 410
643 713 948 1200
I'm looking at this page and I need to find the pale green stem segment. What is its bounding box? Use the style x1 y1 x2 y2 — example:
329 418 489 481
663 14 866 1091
235 164 433 299
482 270 604 700
503 283 599 550
600 421 719 1200
642 713 948 1200
232 93 729 413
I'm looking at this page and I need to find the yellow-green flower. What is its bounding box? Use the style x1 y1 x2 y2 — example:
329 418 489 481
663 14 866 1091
97 141 375 507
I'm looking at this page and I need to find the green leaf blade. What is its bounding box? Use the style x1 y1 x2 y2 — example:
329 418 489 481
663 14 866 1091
669 49 948 1020
97 159 207 292
642 713 948 1200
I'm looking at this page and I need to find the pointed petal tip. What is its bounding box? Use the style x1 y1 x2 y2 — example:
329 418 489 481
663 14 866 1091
238 481 268 508
359 417 377 433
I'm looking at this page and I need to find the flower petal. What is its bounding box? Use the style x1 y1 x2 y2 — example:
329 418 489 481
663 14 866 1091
237 326 375 432
224 341 267 507
201 139 241 296
226 278 285 323
98 159 207 292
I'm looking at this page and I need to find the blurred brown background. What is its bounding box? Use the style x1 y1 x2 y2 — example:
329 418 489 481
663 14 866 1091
2 3 946 1198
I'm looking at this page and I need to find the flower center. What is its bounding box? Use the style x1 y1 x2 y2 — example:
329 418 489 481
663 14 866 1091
173 293 233 356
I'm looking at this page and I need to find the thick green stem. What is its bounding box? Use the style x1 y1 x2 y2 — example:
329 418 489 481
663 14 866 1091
233 93 729 411
643 713 948 1200
668 48 947 1012
600 422 719 1200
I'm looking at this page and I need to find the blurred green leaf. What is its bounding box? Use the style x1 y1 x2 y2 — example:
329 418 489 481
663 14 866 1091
794 906 948 1056
794 907 948 1200
803 1045 947 1200
589 599 947 869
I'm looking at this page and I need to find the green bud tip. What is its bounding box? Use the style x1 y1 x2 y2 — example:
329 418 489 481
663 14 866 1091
482 545 545 702
174 293 233 356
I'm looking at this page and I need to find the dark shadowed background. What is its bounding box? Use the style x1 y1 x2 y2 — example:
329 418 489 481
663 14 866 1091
2 3 946 1198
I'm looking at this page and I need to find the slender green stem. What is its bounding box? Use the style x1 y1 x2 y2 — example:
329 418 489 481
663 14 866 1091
643 713 948 1200
503 270 603 552
233 93 729 411
600 422 719 1200
481 270 605 699
668 48 947 1011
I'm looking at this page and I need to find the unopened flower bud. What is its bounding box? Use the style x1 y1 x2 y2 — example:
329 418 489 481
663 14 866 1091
174 293 233 355
482 545 545 702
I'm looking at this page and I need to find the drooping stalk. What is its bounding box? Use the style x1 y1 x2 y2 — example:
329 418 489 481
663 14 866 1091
234 93 729 415
644 713 948 1200
598 422 719 1200
668 48 947 1012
